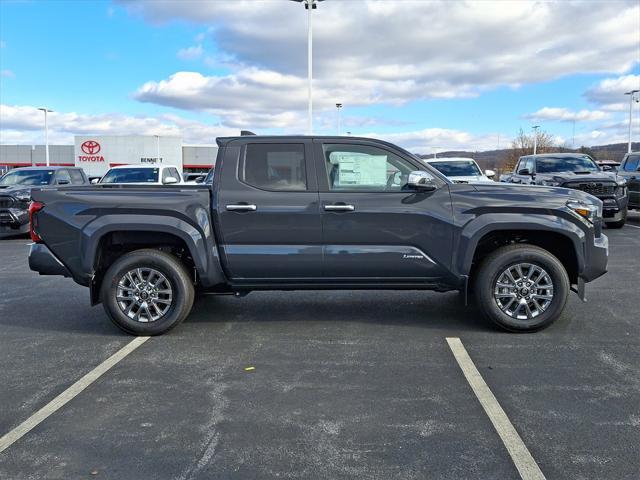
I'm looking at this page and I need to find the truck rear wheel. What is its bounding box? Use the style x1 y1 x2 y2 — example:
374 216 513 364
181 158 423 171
100 249 194 335
474 244 569 332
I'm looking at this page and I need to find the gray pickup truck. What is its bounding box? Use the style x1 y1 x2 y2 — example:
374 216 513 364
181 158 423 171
28 136 608 335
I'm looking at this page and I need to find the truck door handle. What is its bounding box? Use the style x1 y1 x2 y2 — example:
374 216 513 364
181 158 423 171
226 204 257 212
324 204 355 212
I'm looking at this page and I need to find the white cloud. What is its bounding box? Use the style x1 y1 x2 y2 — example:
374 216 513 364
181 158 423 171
525 107 610 123
584 74 640 112
177 44 204 61
121 0 639 112
0 70 15 78
362 128 504 154
0 104 237 145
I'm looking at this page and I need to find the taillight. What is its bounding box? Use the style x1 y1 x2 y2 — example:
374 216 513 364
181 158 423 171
29 201 45 243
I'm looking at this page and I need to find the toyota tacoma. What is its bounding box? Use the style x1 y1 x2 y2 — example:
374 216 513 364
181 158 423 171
28 136 608 335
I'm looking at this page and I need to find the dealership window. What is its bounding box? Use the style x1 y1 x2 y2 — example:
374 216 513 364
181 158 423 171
322 144 414 192
242 144 307 191
69 169 85 185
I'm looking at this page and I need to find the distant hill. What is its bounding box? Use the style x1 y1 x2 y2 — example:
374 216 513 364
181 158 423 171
417 142 640 172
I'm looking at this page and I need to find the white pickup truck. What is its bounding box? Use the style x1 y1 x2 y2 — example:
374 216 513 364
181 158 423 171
97 165 183 185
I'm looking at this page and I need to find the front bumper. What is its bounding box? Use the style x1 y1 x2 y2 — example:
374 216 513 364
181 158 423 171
580 233 608 283
0 208 29 234
29 244 71 277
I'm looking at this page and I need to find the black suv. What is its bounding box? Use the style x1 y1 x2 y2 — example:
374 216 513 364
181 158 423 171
617 152 640 211
0 166 89 236
502 153 629 228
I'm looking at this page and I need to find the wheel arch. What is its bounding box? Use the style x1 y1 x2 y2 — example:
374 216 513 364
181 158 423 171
83 216 226 305
457 215 586 286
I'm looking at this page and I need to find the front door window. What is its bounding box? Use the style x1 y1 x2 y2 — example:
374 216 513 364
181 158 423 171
322 144 415 192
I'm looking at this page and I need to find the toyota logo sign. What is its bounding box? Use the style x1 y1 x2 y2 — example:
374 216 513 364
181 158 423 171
81 140 101 155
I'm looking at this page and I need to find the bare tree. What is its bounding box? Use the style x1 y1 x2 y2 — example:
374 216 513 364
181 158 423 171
504 128 557 171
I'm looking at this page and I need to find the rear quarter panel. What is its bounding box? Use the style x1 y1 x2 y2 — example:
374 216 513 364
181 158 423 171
31 185 222 287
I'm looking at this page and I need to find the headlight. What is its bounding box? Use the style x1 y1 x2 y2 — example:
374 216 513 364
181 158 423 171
616 178 627 187
541 180 559 186
566 200 600 223
14 191 31 202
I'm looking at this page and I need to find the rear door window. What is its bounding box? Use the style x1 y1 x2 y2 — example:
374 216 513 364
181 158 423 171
55 170 72 184
170 168 182 182
241 144 307 191
69 169 85 184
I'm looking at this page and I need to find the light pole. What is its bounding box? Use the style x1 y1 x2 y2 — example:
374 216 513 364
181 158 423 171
336 103 342 135
154 135 161 163
38 108 53 166
291 0 324 135
625 89 639 153
532 125 540 155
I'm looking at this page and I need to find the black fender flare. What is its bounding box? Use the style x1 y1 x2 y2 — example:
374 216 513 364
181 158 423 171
81 213 227 290
454 213 587 278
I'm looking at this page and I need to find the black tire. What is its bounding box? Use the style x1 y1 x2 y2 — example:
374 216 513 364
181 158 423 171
474 244 569 332
605 209 627 229
100 249 195 336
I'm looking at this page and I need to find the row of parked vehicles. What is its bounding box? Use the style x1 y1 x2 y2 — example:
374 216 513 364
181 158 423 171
0 164 211 235
423 152 639 229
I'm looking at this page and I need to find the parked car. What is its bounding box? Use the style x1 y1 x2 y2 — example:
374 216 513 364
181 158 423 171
595 159 621 172
0 166 88 236
501 153 629 228
425 157 495 183
617 152 640 211
99 165 183 185
29 136 608 335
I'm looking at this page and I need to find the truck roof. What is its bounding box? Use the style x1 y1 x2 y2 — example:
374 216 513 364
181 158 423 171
427 157 476 163
108 164 180 170
215 135 419 157
522 153 592 158
8 166 79 171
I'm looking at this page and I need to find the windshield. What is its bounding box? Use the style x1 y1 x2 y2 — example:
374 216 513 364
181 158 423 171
204 169 214 184
0 169 54 186
100 168 159 183
536 156 598 173
429 160 481 177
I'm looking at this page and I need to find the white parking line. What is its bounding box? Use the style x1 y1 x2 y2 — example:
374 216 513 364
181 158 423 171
624 224 640 229
0 336 149 453
446 337 546 480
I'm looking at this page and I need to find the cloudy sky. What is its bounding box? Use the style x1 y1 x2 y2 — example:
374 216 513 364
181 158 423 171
0 0 639 153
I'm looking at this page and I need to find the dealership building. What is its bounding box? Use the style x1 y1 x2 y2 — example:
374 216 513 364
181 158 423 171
0 135 218 177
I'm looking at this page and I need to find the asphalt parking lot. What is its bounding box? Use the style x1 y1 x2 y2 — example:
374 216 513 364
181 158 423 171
0 214 639 480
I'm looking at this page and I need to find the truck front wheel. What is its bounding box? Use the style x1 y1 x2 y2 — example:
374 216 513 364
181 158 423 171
474 244 570 332
100 249 195 335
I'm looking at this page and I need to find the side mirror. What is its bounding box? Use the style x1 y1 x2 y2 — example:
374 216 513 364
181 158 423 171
485 169 496 179
57 179 70 185
163 176 179 185
517 168 531 176
407 171 437 191
601 165 612 171
90 177 101 184
194 176 205 184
